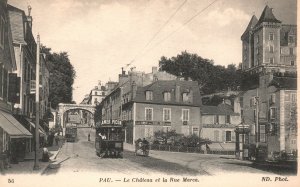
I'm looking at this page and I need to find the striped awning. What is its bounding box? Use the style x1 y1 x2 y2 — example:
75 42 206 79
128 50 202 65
0 111 32 138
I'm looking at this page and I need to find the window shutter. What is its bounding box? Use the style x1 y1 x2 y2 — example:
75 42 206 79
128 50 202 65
232 131 235 142
222 130 226 142
8 73 20 103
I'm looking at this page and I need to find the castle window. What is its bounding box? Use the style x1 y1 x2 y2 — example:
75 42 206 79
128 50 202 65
269 45 274 53
256 35 259 43
269 33 274 41
270 58 274 64
289 48 294 55
289 35 295 43
291 61 295 66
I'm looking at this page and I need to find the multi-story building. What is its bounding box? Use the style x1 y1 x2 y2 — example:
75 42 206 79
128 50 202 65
100 67 201 144
87 82 107 105
241 5 297 74
0 0 32 162
238 5 297 161
8 4 49 152
200 103 241 151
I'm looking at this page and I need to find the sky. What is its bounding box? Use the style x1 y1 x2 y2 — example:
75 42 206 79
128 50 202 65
8 0 297 103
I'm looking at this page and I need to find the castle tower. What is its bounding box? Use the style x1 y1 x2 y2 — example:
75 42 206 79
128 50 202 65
241 15 258 70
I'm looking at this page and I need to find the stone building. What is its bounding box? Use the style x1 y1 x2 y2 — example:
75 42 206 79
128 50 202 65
7 4 49 152
100 67 193 144
0 0 32 162
201 103 241 151
241 5 297 74
237 5 297 161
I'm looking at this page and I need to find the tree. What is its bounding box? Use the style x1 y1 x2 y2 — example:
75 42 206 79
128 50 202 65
41 45 76 108
159 51 243 95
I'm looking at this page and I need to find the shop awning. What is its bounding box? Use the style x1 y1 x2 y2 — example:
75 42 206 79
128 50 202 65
25 118 46 136
0 111 32 138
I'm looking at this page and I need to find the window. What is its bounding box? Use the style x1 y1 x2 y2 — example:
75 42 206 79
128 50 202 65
214 115 219 124
145 91 153 101
259 125 266 142
269 45 274 53
163 108 171 121
145 108 153 121
182 109 189 121
182 93 189 102
270 108 276 119
256 35 259 43
163 92 171 102
270 94 276 104
289 48 294 55
291 61 295 66
269 33 274 41
0 17 4 47
256 48 259 55
225 131 232 142
226 115 230 124
94 98 98 105
102 92 105 96
270 58 274 64
95 91 97 95
289 35 294 43
291 93 296 103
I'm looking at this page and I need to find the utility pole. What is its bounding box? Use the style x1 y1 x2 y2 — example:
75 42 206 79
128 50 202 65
33 34 40 170
255 88 259 147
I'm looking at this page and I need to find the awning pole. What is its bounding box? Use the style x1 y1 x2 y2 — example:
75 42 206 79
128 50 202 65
33 34 40 170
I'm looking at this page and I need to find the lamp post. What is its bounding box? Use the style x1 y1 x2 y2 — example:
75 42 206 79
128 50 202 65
33 34 40 170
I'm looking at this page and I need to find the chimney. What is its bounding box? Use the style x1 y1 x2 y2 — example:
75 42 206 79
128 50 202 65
152 66 158 74
119 68 128 85
131 81 137 99
175 85 180 102
27 5 33 28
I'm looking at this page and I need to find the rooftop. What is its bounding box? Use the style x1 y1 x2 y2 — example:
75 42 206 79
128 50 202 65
256 5 281 26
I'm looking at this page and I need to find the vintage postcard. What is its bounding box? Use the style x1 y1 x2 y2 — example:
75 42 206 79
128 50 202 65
0 0 298 187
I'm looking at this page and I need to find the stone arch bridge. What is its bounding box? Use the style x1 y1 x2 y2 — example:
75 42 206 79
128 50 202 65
58 103 96 131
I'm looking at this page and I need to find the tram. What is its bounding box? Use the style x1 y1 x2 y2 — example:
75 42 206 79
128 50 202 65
95 123 124 158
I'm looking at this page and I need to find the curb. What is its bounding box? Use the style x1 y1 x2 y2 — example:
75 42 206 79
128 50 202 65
41 145 63 175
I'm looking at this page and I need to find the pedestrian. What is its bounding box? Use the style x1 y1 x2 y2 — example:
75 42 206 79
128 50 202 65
42 147 49 162
55 134 59 146
88 133 90 141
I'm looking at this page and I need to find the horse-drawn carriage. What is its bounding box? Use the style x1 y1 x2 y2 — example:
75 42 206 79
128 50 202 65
135 138 149 156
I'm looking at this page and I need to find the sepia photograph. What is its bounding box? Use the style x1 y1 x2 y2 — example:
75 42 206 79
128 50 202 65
0 0 298 186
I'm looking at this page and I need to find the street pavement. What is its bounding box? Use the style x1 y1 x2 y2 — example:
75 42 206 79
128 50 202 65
43 127 296 176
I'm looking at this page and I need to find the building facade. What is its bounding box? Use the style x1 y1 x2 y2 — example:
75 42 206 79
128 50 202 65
7 4 49 153
0 0 32 162
241 5 297 74
201 103 241 151
100 67 201 144
238 5 297 161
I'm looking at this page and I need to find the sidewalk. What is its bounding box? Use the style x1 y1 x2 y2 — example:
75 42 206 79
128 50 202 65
1 139 64 175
